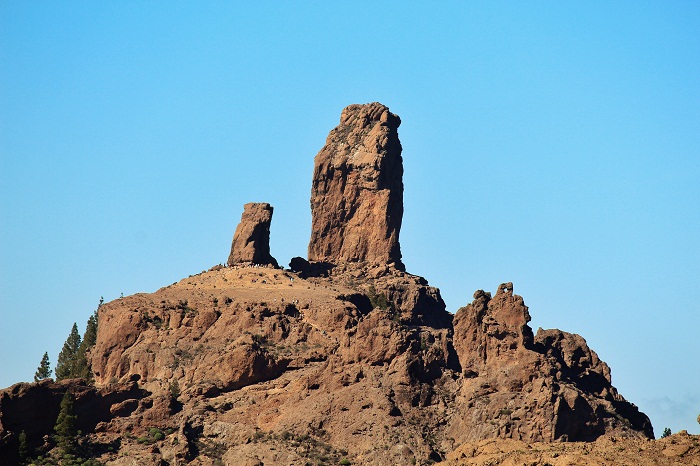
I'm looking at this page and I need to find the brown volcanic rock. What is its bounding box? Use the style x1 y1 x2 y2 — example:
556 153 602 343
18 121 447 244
327 262 454 329
445 433 700 466
0 378 147 464
0 104 660 465
228 202 278 267
91 267 323 392
308 102 404 270
84 266 653 464
9 274 655 466
87 265 460 464
448 282 653 444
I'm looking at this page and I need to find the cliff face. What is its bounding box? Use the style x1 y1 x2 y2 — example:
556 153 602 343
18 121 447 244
308 102 404 270
0 103 657 466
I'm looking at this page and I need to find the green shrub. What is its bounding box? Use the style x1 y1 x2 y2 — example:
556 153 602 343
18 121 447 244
148 427 165 441
367 286 390 310
169 380 181 399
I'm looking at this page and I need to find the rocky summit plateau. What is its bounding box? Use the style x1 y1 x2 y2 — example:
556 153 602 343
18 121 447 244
1 103 698 466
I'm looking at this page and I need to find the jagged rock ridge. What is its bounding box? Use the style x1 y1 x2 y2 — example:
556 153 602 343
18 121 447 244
449 283 653 443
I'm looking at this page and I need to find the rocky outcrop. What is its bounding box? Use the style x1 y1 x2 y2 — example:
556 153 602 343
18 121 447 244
0 378 148 464
445 433 700 466
0 103 659 466
227 202 278 267
308 102 404 270
83 265 652 464
90 269 301 392
325 262 454 329
449 283 653 443
85 264 459 464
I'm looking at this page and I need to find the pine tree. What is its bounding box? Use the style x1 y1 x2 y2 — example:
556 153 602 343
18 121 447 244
55 323 81 381
75 310 99 380
18 430 29 463
54 391 78 455
34 352 52 382
83 309 98 347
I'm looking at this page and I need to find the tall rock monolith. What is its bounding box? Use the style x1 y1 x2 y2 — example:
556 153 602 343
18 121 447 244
227 202 278 267
308 102 405 270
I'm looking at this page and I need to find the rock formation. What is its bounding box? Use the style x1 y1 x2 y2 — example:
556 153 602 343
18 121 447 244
227 202 278 267
444 433 700 465
449 283 653 442
0 378 150 465
0 103 664 466
308 102 404 270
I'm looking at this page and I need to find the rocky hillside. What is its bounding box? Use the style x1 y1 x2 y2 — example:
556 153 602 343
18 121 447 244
1 103 688 466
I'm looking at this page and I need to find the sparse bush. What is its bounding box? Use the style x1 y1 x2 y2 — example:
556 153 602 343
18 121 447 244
366 285 390 310
662 427 672 438
252 333 267 345
169 380 181 399
178 300 197 317
498 408 513 417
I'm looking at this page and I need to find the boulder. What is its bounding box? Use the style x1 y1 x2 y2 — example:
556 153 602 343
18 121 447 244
289 256 310 273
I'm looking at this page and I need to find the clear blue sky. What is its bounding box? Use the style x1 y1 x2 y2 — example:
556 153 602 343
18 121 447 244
1 2 698 435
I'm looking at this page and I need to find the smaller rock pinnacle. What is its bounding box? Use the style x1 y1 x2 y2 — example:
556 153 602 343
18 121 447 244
227 202 278 267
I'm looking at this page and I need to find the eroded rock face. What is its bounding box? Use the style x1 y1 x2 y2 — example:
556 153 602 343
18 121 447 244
449 283 653 443
83 266 653 465
308 102 404 270
87 265 459 464
0 378 148 464
228 202 278 267
327 262 454 329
